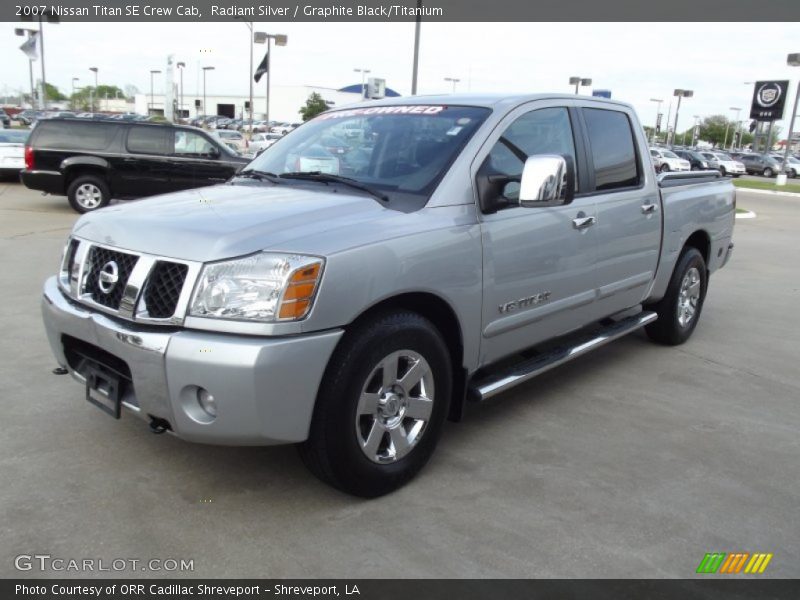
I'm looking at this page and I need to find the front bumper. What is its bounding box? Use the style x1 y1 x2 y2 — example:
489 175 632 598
42 276 343 445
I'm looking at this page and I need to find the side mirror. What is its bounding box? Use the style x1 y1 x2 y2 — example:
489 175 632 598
519 155 575 207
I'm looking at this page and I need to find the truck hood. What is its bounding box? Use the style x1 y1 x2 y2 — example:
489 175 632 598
72 182 413 262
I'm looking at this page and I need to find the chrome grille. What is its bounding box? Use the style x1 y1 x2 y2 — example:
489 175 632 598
84 247 139 310
143 262 189 318
61 238 200 324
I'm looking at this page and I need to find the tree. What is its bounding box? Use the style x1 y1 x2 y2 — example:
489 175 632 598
70 84 124 111
43 82 67 101
299 92 329 121
124 84 139 99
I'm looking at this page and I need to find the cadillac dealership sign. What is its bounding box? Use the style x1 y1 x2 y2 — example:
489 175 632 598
750 80 789 121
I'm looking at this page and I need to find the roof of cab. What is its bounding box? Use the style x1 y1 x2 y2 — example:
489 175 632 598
336 93 635 112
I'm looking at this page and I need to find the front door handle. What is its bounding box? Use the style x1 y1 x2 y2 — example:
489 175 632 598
641 203 659 214
572 215 596 230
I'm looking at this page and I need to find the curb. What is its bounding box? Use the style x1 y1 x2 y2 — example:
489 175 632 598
735 210 757 219
733 187 800 198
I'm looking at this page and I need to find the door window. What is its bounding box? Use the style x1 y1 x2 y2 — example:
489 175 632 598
126 126 170 155
482 107 578 200
173 130 218 158
583 108 640 191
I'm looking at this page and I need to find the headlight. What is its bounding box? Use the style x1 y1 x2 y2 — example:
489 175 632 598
189 252 324 322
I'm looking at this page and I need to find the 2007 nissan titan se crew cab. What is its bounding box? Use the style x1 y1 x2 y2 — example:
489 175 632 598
42 95 735 497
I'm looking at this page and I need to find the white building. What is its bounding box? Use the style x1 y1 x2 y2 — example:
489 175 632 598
135 85 364 122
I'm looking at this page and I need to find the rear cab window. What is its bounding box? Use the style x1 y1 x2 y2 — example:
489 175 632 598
582 108 641 191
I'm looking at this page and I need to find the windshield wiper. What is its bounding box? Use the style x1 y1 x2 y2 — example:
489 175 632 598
279 171 389 203
235 169 282 184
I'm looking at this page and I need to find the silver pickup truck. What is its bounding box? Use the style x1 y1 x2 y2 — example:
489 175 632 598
42 94 735 497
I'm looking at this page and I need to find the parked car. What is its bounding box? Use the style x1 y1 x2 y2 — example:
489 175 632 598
674 150 711 171
0 109 11 128
40 95 735 497
0 129 29 178
211 129 248 153
649 148 690 172
738 153 783 177
698 152 746 177
21 118 249 213
15 110 43 126
769 154 800 178
250 132 282 154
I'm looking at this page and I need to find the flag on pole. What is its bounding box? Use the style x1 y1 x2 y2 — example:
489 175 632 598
254 52 268 83
19 32 40 61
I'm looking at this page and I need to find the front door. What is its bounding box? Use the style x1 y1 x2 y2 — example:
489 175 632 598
170 130 234 191
477 104 599 366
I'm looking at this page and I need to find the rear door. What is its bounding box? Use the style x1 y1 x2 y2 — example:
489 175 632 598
117 125 173 197
582 106 661 316
477 101 599 365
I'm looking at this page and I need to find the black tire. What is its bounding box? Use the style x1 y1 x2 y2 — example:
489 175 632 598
66 174 111 213
790 169 797 179
763 167 774 178
299 310 452 497
645 247 708 346
719 166 727 177
661 163 670 173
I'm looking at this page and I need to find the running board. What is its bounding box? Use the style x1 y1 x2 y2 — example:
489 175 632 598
469 311 658 402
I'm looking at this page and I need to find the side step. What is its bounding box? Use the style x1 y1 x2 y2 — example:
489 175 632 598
468 311 658 402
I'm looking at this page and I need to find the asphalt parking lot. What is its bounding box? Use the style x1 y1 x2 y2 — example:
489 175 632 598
1 183 798 578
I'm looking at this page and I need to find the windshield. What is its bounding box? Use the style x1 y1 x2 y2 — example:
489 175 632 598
663 151 679 158
244 105 491 204
714 153 733 161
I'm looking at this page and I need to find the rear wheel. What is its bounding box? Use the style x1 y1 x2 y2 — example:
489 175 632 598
645 247 708 346
719 166 727 177
67 175 110 213
299 310 452 497
763 167 774 177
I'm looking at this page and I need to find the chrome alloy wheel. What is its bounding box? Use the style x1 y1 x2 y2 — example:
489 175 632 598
75 183 103 209
355 350 435 464
677 267 701 327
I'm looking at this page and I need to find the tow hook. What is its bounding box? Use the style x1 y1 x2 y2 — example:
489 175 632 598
149 416 171 434
52 367 68 375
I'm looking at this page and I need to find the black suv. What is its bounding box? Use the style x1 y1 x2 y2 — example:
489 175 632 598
674 150 711 171
21 118 249 212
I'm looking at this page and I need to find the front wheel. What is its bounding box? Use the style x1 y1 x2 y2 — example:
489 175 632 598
299 310 452 497
645 247 708 346
661 163 670 173
719 166 727 177
67 175 111 213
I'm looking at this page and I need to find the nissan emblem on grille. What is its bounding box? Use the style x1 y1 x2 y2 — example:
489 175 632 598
98 261 119 294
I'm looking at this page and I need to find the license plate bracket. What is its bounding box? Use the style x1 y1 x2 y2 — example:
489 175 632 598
85 364 121 419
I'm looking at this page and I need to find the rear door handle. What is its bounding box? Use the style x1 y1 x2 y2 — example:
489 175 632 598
641 203 659 214
572 216 596 230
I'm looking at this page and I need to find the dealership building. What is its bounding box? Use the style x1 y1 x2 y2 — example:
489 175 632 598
133 84 401 122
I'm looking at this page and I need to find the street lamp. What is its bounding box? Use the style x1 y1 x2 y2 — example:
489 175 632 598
671 89 693 146
779 53 800 183
18 10 59 109
728 107 741 150
262 34 287 127
71 77 79 110
650 98 663 143
354 68 371 99
149 70 161 115
444 77 460 93
202 66 214 118
176 62 185 119
14 28 38 109
569 76 592 94
89 67 98 111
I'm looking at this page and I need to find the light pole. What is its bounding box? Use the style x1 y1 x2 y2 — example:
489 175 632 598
688 115 700 147
202 66 214 118
149 70 161 115
89 67 98 111
569 76 592 94
71 77 79 109
14 28 38 109
262 34 287 127
728 107 741 150
671 89 693 147
779 53 800 184
176 61 185 119
650 98 663 143
411 0 421 95
354 68 371 99
444 77 460 93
